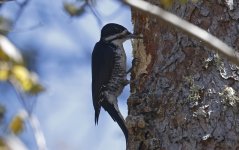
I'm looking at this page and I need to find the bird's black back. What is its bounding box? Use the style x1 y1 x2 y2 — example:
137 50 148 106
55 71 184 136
91 40 115 124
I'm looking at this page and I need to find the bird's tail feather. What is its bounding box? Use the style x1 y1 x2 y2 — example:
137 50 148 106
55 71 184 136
101 100 128 143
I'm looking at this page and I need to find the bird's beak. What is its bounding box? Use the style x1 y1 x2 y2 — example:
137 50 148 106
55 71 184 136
127 32 143 39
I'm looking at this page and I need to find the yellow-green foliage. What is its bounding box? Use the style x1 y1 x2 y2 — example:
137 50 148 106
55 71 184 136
9 115 25 135
63 2 85 17
0 35 44 94
160 0 198 8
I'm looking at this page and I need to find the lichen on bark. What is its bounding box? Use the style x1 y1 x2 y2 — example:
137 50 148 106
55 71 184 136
127 1 239 150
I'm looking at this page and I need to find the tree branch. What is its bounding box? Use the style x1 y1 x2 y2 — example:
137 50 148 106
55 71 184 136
12 0 31 28
28 113 47 150
123 0 239 66
9 81 47 150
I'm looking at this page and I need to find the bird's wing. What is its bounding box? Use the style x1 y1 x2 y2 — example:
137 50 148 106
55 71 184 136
91 42 114 124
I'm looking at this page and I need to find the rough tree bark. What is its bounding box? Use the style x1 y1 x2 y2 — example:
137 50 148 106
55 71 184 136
126 1 239 149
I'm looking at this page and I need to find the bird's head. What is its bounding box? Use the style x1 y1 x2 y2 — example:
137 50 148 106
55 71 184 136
100 23 140 45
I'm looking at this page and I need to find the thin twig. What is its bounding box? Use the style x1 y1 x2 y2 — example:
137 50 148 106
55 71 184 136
12 0 31 28
86 0 102 26
28 113 48 150
0 0 15 4
8 80 47 150
10 22 43 33
89 0 125 21
123 0 239 66
8 80 27 110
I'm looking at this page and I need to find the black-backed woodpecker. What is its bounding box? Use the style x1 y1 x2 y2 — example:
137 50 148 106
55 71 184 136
91 23 138 142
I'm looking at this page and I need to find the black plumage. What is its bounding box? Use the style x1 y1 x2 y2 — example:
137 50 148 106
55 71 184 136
92 41 115 124
91 23 138 143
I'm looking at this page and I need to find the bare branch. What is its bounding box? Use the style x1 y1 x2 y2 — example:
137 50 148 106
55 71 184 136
86 0 103 25
0 0 15 4
5 135 28 150
9 81 47 150
13 0 31 27
28 113 48 150
10 22 43 33
124 0 239 66
88 0 125 21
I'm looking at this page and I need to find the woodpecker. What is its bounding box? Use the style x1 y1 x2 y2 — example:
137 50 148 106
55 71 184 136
91 23 138 142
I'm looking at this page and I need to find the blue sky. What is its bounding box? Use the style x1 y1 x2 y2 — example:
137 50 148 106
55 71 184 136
0 0 134 149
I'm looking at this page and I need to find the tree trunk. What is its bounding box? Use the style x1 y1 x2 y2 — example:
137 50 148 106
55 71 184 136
126 1 239 149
